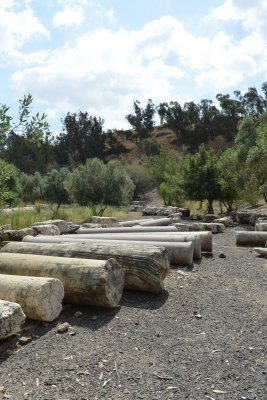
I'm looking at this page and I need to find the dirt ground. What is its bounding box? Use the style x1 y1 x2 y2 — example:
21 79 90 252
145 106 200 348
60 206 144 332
0 227 266 400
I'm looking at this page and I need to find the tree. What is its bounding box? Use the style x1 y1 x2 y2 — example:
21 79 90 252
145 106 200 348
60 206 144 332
44 168 71 210
19 172 45 203
65 158 134 215
0 94 50 151
0 94 52 173
217 149 241 211
4 132 53 174
125 99 156 141
235 116 257 162
55 112 105 165
0 159 21 207
126 163 153 199
246 113 267 202
139 138 161 156
157 102 168 125
184 144 221 213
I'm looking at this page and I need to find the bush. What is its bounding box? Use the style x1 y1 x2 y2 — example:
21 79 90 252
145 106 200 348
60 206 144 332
139 138 161 156
0 158 21 207
126 163 153 198
19 172 45 203
65 158 134 215
44 168 70 209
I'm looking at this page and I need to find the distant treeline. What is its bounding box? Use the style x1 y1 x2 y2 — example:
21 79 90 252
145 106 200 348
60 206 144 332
0 84 267 213
0 83 267 173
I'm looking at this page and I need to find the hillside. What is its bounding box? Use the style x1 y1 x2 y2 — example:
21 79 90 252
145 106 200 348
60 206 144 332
112 126 233 164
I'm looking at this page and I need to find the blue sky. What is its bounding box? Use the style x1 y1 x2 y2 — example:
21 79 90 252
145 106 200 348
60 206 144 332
1 0 267 133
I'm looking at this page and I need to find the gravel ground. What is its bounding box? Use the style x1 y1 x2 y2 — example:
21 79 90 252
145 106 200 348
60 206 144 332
0 227 266 400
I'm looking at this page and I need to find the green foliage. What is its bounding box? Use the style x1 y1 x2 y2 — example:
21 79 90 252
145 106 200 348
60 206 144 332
125 99 156 141
65 158 134 215
147 147 185 206
126 163 153 198
184 144 221 213
235 112 267 203
0 94 50 149
55 112 105 165
217 149 241 211
0 159 21 207
159 177 184 206
246 113 267 188
19 172 45 203
139 138 161 156
44 168 71 209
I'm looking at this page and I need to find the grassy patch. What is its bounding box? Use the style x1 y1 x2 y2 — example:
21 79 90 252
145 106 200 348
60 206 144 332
0 204 133 229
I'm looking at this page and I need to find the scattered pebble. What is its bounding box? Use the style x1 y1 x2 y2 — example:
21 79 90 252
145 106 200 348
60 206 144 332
56 322 70 334
18 336 32 345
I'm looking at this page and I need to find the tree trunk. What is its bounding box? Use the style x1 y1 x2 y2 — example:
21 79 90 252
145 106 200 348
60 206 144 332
0 274 64 321
1 242 170 293
207 199 214 214
0 253 123 308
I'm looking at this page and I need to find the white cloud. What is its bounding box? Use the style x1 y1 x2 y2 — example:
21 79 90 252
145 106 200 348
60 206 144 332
107 7 115 24
0 2 49 65
53 0 94 28
53 7 84 27
209 0 267 33
10 14 267 130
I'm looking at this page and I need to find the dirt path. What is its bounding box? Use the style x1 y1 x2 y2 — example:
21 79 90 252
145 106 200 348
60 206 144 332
0 228 267 400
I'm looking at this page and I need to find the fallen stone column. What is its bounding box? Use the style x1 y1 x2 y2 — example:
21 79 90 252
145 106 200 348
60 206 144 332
254 247 267 257
22 235 198 264
0 300 25 340
138 218 171 226
1 242 170 293
0 274 64 321
76 226 177 234
236 231 267 247
0 253 123 308
119 219 155 227
167 232 212 253
62 231 211 253
255 223 267 231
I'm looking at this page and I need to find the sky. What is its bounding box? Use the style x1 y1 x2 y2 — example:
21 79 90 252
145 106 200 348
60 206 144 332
1 0 267 134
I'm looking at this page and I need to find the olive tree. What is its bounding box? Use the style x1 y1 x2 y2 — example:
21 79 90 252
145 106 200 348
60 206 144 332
44 168 71 210
65 158 134 215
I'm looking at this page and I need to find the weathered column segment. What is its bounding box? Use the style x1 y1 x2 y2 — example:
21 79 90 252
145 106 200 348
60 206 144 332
22 235 198 264
1 242 170 293
0 300 25 340
0 274 64 321
0 253 123 308
236 231 267 247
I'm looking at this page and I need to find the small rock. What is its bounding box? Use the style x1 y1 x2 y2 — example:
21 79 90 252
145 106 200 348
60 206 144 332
74 311 83 318
193 311 202 319
56 322 70 333
219 253 226 258
69 330 76 336
18 336 32 345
